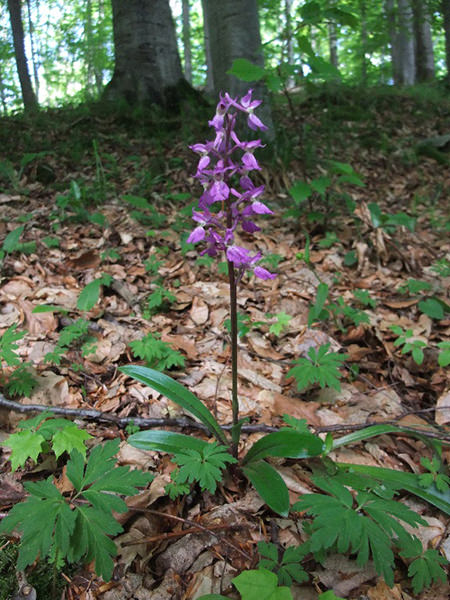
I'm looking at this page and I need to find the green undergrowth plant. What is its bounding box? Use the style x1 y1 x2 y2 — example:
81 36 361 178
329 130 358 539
0 439 152 581
284 160 364 227
2 411 92 471
144 283 176 317
0 225 36 263
42 317 97 367
118 93 449 593
0 323 37 397
129 332 185 371
288 343 347 392
51 180 107 225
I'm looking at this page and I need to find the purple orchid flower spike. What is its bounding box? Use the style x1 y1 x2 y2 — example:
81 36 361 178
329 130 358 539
187 90 275 282
186 91 275 457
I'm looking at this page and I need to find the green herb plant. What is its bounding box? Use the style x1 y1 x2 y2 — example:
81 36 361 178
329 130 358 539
119 94 448 593
0 440 152 581
0 324 37 397
43 317 97 367
390 325 427 366
2 411 92 471
129 332 185 371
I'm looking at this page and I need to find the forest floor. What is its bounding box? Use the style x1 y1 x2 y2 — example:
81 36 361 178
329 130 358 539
0 84 449 600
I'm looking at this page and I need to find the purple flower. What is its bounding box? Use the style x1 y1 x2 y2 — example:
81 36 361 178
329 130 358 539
187 226 206 244
249 201 273 215
254 266 276 280
242 152 260 171
187 90 276 281
247 112 268 132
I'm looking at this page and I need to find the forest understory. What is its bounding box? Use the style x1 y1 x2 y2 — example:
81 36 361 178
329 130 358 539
0 85 449 599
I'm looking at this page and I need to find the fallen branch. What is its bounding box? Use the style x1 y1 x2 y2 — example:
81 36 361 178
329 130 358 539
0 392 448 441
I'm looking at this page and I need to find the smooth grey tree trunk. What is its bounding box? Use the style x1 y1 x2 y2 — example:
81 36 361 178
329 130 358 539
201 0 273 136
25 0 39 101
412 0 435 81
182 0 192 84
442 0 450 84
386 0 416 85
200 0 214 95
284 0 294 87
104 0 187 107
328 22 338 68
7 0 38 111
359 0 368 85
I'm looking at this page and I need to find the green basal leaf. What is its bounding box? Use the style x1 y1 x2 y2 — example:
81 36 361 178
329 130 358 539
338 463 450 515
120 365 227 444
32 304 69 314
243 460 290 517
242 429 323 465
129 430 210 455
332 424 407 450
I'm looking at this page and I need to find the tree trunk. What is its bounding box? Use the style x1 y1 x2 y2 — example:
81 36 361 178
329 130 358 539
360 0 368 85
104 0 187 108
201 0 273 135
442 0 450 84
201 0 215 95
328 21 338 68
182 0 192 84
386 0 416 85
7 0 38 111
412 0 435 81
397 0 416 84
94 0 104 94
0 67 8 115
85 0 96 95
25 0 39 101
284 0 294 87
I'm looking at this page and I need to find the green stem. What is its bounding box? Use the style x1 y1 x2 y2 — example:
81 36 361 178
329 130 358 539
227 260 239 458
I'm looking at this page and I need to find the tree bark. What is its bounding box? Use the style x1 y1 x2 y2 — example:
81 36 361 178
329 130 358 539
359 0 368 85
201 0 273 136
25 0 39 100
182 0 192 84
104 0 188 108
7 0 38 111
386 0 416 85
412 0 435 82
328 21 338 68
442 0 450 84
201 0 215 95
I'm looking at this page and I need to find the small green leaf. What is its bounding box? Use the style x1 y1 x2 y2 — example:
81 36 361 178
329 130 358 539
2 225 24 252
233 568 293 600
243 461 290 517
418 298 444 320
77 275 112 311
52 425 92 459
3 430 46 471
227 58 266 82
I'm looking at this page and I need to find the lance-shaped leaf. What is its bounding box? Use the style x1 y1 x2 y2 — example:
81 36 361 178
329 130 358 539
338 463 450 515
120 365 227 444
243 460 290 517
242 429 323 465
128 430 209 455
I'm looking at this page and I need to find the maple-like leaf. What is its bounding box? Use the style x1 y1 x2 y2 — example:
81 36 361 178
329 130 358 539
2 430 46 471
172 442 236 493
